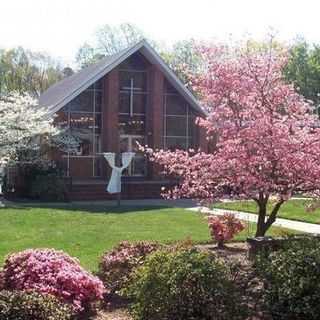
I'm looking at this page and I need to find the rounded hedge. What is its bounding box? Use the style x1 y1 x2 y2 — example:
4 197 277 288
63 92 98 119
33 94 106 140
123 248 246 320
99 241 160 295
0 249 105 314
0 290 73 320
257 240 320 320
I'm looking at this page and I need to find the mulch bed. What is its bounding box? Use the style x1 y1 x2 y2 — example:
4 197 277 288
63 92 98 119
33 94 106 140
95 242 270 320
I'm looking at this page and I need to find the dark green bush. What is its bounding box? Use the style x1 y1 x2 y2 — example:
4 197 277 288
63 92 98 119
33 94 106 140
0 290 73 320
29 173 67 201
257 239 320 320
123 248 246 320
17 161 68 201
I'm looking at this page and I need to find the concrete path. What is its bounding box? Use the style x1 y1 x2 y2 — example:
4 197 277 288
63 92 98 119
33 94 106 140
188 207 320 234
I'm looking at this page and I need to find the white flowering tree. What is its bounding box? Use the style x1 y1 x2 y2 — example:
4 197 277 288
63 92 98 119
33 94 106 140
0 92 78 204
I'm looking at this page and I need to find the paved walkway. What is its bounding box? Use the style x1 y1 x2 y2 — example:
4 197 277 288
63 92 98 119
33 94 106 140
188 207 320 234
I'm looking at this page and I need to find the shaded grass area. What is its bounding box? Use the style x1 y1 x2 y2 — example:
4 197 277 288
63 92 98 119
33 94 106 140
0 203 296 270
214 199 320 224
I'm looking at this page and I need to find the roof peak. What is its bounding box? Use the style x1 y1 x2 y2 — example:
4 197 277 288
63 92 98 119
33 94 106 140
39 39 205 117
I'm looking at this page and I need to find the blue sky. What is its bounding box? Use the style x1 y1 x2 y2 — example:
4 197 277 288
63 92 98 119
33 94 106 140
0 0 318 66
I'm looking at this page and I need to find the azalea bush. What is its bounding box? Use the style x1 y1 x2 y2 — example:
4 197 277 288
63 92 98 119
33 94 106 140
0 290 73 320
0 249 105 314
99 241 160 295
208 213 245 248
123 248 246 320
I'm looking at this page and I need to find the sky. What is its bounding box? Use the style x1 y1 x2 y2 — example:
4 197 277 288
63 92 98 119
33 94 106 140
0 0 319 66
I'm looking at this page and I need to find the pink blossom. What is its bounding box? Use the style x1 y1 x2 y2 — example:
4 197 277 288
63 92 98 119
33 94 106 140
0 249 105 313
148 41 320 236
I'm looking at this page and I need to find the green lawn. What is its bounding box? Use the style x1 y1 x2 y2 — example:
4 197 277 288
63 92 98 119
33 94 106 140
214 199 320 224
0 203 295 270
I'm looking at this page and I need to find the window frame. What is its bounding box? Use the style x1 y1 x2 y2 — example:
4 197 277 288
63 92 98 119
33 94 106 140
60 80 103 177
164 92 197 150
119 69 148 117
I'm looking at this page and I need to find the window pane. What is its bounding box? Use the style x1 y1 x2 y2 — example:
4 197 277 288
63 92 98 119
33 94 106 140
87 79 103 91
94 114 101 134
133 93 147 114
69 113 94 155
165 95 187 115
166 116 187 136
73 138 93 156
132 156 146 176
68 91 94 112
120 137 129 153
55 111 68 128
119 92 147 115
165 81 178 94
120 71 147 91
70 113 94 130
166 137 187 150
188 115 198 136
119 92 130 114
95 90 102 112
94 79 103 90
119 52 148 70
95 135 101 153
132 137 144 152
119 116 145 135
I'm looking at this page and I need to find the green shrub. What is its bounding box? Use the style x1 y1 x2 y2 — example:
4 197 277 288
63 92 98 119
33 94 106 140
99 241 160 295
30 173 67 201
16 161 68 201
123 248 246 320
0 290 73 320
257 239 320 320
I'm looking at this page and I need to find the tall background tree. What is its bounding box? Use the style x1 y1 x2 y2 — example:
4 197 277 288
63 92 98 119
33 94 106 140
76 23 146 68
284 38 320 111
0 47 65 97
161 39 203 89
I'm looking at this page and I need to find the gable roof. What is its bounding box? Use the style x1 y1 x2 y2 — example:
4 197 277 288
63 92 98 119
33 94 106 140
39 39 206 117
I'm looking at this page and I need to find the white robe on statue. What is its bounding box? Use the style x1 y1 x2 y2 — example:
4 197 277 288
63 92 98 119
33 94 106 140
103 152 135 194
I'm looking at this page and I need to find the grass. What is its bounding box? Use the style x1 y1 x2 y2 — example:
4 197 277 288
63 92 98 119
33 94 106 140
0 203 296 270
214 199 320 224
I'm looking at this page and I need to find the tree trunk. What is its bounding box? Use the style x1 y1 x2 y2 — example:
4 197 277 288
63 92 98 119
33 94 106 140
256 201 267 237
217 240 225 249
255 197 284 237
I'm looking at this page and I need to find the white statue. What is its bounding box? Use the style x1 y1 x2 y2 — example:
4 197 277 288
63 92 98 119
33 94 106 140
103 152 135 194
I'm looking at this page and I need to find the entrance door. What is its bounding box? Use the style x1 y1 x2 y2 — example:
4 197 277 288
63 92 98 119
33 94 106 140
119 135 146 176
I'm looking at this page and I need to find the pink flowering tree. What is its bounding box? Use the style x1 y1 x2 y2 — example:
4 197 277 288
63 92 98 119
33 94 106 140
150 40 320 237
